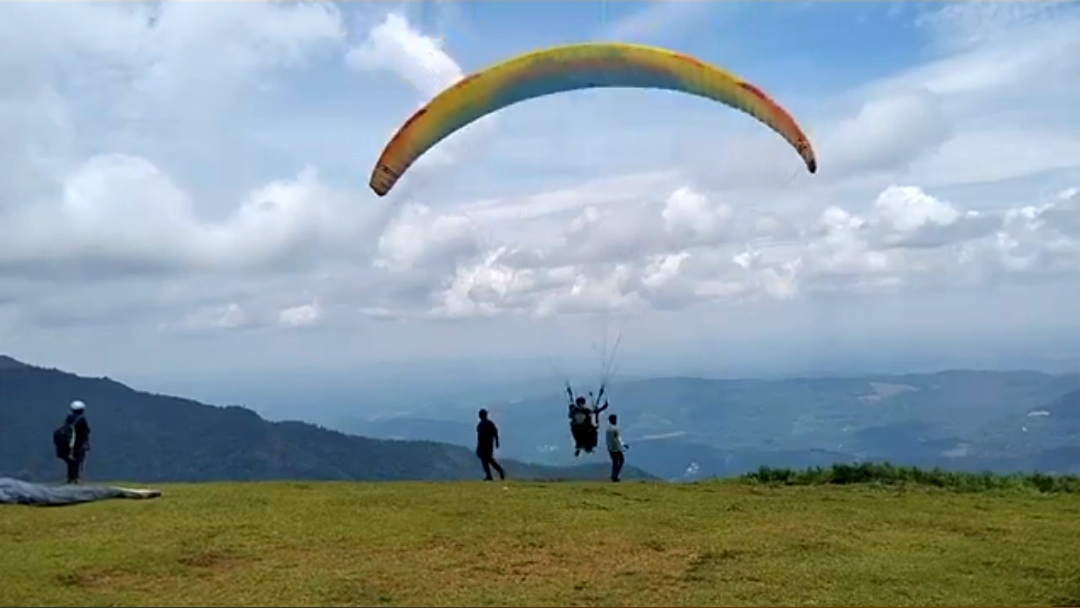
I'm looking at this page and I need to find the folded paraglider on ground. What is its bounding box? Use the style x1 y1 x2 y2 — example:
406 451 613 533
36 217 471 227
0 477 161 507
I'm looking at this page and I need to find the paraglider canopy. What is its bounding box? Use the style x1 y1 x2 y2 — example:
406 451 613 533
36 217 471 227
370 42 817 197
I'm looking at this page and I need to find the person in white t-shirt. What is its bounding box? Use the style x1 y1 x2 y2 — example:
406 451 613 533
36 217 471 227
605 414 628 482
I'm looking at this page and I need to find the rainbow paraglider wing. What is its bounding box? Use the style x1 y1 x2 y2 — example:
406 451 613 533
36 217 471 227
369 42 817 197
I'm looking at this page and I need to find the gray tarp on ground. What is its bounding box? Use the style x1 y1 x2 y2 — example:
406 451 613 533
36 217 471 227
0 477 162 506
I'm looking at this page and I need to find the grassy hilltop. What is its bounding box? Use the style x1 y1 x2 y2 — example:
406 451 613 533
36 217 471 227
3 466 1080 607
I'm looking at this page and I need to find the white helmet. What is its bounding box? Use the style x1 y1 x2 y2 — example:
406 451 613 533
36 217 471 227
70 400 86 411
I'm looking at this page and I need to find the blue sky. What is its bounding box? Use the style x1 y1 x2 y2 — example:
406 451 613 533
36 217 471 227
1 1 1080 383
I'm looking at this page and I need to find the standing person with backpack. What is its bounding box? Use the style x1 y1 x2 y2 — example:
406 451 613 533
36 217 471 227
53 400 91 484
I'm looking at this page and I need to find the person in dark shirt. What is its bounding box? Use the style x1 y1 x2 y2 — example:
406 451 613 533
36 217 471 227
63 400 91 484
568 394 608 456
475 409 505 481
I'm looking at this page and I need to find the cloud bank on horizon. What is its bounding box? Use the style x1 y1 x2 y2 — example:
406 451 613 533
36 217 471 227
1 0 1079 376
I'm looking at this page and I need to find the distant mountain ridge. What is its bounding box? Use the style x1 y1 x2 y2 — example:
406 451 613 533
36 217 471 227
0 355 29 370
5 353 1076 484
0 355 655 484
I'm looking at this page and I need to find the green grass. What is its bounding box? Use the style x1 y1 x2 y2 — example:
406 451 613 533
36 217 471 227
3 467 1080 606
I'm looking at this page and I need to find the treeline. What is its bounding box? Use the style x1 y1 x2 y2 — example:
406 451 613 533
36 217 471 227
740 461 1080 493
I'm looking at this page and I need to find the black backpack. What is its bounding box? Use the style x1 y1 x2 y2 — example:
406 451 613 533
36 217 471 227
52 415 80 459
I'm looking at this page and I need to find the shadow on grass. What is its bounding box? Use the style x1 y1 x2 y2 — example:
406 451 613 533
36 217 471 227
740 462 1080 493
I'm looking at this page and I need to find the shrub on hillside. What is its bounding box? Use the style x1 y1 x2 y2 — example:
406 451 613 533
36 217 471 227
740 462 1080 493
